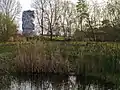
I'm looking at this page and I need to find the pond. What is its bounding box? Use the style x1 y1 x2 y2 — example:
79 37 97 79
0 73 118 90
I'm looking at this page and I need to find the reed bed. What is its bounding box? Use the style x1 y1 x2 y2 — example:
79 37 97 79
14 42 120 75
1 41 120 83
14 41 70 73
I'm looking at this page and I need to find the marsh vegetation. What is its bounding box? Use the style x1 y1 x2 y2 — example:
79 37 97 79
1 42 120 87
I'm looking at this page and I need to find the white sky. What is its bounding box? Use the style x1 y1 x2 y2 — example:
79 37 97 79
18 0 32 11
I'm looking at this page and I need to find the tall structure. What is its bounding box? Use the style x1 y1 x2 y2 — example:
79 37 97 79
22 10 35 36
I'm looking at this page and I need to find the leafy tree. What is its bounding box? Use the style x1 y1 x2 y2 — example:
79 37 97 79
76 0 88 32
0 13 17 42
76 0 97 41
76 0 88 13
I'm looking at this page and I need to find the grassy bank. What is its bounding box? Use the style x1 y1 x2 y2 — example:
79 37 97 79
0 41 120 84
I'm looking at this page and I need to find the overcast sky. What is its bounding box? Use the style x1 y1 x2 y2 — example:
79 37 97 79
18 0 32 11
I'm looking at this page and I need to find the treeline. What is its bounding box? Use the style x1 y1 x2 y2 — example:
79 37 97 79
0 0 120 42
32 0 120 41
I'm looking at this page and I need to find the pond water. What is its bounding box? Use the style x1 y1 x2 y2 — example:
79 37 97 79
0 73 118 90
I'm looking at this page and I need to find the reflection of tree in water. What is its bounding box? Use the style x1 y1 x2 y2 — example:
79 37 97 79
77 75 115 90
31 74 69 90
0 74 116 90
0 74 13 90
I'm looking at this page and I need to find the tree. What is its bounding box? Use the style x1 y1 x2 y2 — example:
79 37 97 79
76 0 110 41
0 13 17 42
106 0 120 26
32 0 46 35
33 0 77 40
0 0 21 21
76 0 96 40
59 1 77 39
33 0 62 40
76 0 88 31
101 0 120 41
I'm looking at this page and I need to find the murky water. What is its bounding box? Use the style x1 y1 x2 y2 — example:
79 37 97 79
0 73 117 90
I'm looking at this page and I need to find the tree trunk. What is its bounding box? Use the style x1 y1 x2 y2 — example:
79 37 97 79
50 25 53 41
41 6 44 35
88 19 96 41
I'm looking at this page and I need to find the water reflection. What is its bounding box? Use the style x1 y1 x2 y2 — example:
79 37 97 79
0 73 116 90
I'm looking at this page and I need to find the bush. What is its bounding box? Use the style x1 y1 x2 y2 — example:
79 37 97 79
0 13 17 42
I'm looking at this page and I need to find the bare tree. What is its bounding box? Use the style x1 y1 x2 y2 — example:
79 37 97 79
32 0 47 35
53 1 77 39
43 0 61 40
0 0 21 21
62 1 77 38
33 0 80 40
33 0 65 40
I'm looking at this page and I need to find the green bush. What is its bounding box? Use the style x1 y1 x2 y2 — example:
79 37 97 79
0 13 17 42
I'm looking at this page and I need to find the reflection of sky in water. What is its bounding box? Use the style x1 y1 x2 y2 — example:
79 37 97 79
9 79 112 90
0 75 115 90
10 82 103 90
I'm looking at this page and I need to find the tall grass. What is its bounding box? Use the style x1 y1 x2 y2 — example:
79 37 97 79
1 41 120 83
14 41 120 76
14 41 70 73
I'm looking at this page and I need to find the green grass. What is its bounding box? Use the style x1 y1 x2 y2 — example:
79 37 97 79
52 36 65 40
0 45 14 54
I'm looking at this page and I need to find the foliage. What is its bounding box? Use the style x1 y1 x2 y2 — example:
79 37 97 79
76 0 88 13
0 13 17 42
31 0 120 41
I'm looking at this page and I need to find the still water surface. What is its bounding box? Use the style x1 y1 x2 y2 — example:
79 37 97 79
0 73 117 90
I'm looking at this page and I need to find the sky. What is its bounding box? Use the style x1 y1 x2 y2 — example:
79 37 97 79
18 0 32 11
